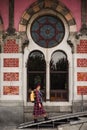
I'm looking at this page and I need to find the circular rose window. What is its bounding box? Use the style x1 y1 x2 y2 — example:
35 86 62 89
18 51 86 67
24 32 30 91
31 15 65 48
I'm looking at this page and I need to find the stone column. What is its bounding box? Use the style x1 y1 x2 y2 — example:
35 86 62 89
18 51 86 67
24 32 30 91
7 0 15 35
81 0 86 26
80 0 87 36
46 61 50 101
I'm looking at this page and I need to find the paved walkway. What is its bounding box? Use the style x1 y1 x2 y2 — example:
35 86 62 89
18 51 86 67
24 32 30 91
0 126 57 130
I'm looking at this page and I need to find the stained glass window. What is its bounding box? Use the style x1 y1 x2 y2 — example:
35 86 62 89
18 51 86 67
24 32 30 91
30 15 65 48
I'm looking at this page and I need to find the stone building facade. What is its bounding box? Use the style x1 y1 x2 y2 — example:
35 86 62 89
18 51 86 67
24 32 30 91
0 0 87 125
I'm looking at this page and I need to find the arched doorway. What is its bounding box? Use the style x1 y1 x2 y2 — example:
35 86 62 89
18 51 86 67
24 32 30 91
50 50 68 101
21 0 76 105
27 50 46 101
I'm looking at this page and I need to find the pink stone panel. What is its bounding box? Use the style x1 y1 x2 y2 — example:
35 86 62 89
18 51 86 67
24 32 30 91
0 0 81 31
77 40 87 53
0 24 4 31
77 59 87 67
14 0 81 31
4 39 19 53
4 72 19 81
14 0 36 30
60 0 81 31
3 86 19 95
77 72 87 81
77 86 87 95
4 58 19 67
0 0 9 30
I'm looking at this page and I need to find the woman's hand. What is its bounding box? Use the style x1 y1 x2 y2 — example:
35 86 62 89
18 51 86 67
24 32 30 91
39 103 42 108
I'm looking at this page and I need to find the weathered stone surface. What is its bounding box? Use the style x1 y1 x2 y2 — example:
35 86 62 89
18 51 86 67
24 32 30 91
58 123 87 130
0 106 23 126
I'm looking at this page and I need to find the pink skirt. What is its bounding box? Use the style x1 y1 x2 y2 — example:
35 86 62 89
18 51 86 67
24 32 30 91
33 103 46 117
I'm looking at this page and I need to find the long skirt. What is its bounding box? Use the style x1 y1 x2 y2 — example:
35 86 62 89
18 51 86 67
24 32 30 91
33 103 46 117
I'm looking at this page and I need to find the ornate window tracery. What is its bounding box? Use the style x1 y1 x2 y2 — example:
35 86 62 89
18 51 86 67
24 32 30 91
30 15 65 48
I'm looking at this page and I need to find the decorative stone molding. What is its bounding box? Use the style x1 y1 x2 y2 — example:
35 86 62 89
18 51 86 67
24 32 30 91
18 32 29 53
19 0 76 35
76 24 87 39
1 31 29 53
19 0 77 53
67 40 74 53
67 32 77 53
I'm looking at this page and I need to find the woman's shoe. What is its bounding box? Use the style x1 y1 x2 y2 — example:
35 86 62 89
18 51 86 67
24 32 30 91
44 116 49 121
34 119 38 123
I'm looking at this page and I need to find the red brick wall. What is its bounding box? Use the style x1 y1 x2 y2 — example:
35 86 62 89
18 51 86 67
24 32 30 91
77 40 87 95
77 58 87 67
77 86 87 95
3 86 19 95
4 39 19 53
77 72 87 81
77 40 87 53
4 58 19 67
4 72 19 81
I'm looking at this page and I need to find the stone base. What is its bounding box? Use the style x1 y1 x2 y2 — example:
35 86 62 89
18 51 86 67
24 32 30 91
72 101 87 113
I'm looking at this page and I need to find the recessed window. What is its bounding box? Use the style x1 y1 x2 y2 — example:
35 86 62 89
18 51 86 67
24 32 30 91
27 51 46 101
50 51 68 101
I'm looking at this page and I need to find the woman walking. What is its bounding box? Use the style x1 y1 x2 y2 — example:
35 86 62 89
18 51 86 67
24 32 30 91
33 83 48 123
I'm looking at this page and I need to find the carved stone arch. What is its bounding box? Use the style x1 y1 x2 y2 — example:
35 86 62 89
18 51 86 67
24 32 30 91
0 15 4 32
19 0 77 34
